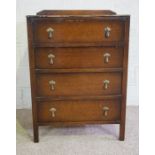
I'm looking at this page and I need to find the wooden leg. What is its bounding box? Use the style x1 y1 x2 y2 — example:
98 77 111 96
119 123 125 141
33 124 39 143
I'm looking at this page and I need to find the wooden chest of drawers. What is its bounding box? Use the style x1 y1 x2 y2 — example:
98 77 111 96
27 10 130 142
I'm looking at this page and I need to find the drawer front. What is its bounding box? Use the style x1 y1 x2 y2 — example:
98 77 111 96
34 20 124 43
37 99 121 122
35 47 123 69
36 73 122 96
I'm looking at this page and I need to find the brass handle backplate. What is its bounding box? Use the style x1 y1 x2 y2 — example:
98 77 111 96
103 53 111 63
48 53 55 64
49 107 56 117
103 106 110 117
104 27 111 38
46 27 54 39
49 80 56 91
103 80 110 89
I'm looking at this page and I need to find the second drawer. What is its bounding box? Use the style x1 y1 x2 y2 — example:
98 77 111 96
36 72 122 96
35 47 123 69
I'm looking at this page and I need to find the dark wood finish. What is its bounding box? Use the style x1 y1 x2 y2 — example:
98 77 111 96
26 10 130 142
36 94 122 101
34 20 124 43
37 99 121 122
36 73 122 96
37 10 116 16
35 47 123 69
35 68 123 73
27 17 39 142
38 120 120 126
119 16 130 141
33 41 124 48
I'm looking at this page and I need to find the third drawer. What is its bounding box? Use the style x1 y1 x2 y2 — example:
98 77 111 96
36 72 122 96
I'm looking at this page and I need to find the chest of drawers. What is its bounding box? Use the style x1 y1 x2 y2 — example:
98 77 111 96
27 10 130 142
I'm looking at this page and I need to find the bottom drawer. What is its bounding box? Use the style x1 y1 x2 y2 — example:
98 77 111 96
37 99 121 123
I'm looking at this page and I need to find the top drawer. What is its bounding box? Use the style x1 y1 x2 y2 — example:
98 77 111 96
33 20 124 43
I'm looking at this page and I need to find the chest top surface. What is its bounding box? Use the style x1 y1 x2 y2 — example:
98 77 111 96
27 10 129 21
36 10 117 17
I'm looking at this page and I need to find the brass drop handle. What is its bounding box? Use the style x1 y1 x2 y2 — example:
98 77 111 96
48 53 55 64
103 106 110 117
49 107 56 117
103 53 111 63
46 27 54 39
104 27 111 38
49 80 56 91
103 80 110 89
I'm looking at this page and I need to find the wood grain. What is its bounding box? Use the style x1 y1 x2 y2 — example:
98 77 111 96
36 72 122 96
27 10 130 142
119 16 130 141
37 10 116 16
34 20 124 43
27 17 39 142
35 47 123 69
37 99 121 122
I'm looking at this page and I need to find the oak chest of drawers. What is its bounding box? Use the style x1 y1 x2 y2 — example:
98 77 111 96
27 10 130 142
